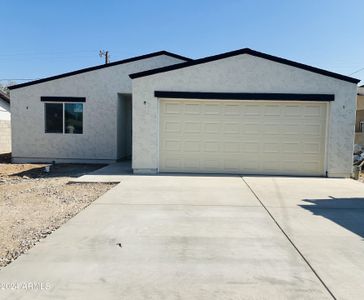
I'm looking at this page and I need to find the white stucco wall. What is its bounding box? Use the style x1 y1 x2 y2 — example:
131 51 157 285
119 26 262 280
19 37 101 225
0 99 11 153
10 54 186 163
0 99 10 121
132 54 357 177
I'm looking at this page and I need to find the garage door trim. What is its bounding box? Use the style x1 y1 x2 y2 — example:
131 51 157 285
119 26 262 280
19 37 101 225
155 91 335 102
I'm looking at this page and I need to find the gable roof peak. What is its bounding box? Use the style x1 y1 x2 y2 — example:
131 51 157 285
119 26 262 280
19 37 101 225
8 50 192 90
130 48 360 84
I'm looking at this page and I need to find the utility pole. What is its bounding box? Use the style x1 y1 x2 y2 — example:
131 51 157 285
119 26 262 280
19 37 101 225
99 50 110 64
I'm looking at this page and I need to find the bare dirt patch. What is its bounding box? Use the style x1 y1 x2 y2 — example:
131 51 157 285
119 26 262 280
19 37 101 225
358 172 364 183
0 159 116 268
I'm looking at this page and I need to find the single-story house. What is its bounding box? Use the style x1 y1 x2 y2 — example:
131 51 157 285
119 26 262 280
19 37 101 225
0 90 11 153
355 86 364 144
9 48 360 177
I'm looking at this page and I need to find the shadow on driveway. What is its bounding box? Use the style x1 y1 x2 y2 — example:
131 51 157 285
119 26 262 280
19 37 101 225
299 197 364 238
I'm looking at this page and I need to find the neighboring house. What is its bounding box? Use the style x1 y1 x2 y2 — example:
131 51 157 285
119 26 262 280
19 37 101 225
9 48 360 177
355 85 364 144
0 91 11 153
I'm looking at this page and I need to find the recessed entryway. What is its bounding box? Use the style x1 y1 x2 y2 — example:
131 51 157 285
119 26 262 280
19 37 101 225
117 93 132 160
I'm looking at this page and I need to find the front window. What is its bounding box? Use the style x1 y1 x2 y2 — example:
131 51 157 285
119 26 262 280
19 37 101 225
45 102 83 134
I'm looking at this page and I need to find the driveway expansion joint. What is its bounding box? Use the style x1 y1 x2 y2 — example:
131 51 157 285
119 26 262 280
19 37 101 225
241 177 337 300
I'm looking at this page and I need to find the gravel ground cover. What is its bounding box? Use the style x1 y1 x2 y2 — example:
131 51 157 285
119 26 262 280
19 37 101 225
0 155 116 268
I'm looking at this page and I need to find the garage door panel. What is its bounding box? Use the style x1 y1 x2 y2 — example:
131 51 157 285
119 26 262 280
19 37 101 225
159 100 326 175
262 143 281 153
201 140 217 150
182 141 201 152
303 143 321 154
223 142 241 153
284 162 305 170
222 135 241 143
183 122 201 133
182 158 201 170
242 124 261 134
264 105 282 116
282 124 302 134
224 159 243 172
262 124 282 134
241 142 260 153
304 105 323 116
284 105 303 116
263 160 282 170
243 104 262 116
301 162 321 171
223 104 241 116
163 140 182 152
204 122 221 133
163 157 182 170
223 122 240 134
302 136 324 144
163 121 182 133
164 103 182 114
203 135 223 142
202 158 223 171
184 103 202 114
282 142 301 153
302 124 322 135
203 104 221 115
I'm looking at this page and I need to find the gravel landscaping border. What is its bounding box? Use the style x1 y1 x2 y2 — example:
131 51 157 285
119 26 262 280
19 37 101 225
0 161 116 269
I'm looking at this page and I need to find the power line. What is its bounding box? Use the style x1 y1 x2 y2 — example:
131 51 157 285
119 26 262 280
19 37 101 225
348 67 364 76
0 79 37 81
0 50 97 57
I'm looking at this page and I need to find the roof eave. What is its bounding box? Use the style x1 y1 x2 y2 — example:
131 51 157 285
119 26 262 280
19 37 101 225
8 51 192 90
0 92 10 103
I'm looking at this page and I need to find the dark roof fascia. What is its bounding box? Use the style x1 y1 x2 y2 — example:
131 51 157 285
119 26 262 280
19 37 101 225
0 91 10 103
130 48 360 84
8 51 192 90
154 91 335 102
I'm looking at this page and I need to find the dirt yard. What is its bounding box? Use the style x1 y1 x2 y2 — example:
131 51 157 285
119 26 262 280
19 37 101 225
0 154 116 268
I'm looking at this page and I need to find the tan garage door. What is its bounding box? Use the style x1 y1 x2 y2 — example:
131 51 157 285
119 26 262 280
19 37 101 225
159 100 327 176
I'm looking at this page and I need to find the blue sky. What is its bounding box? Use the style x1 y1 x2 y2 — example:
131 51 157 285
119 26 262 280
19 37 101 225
1 0 364 85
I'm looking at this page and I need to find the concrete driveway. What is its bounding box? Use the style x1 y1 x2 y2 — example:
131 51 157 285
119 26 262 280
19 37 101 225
0 175 364 299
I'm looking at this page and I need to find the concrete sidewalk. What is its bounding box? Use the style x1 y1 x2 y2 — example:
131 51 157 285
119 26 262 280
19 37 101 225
70 161 132 183
1 175 364 299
